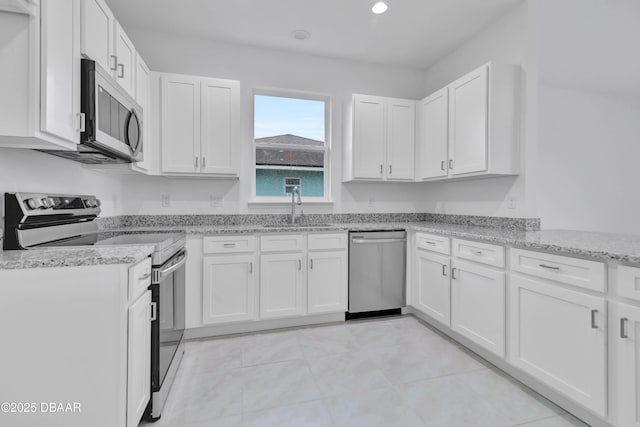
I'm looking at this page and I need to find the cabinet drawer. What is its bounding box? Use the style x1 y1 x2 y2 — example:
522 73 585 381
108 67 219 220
261 234 305 253
619 265 640 302
308 233 347 251
203 235 256 254
510 249 606 292
128 257 152 302
415 232 450 255
453 238 505 268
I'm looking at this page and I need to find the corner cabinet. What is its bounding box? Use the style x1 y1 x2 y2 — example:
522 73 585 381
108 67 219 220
159 73 240 177
417 62 521 180
344 95 415 182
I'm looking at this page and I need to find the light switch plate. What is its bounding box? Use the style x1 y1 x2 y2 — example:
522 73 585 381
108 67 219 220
161 194 171 207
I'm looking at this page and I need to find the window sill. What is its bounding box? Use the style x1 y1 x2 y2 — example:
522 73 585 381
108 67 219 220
248 198 334 206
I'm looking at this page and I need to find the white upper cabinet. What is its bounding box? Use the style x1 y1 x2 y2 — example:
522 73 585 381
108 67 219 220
417 87 449 179
0 0 80 150
114 21 136 98
351 95 385 179
80 0 115 74
200 78 240 175
159 73 240 177
448 65 489 175
131 54 154 173
160 74 200 174
417 62 521 181
344 94 415 182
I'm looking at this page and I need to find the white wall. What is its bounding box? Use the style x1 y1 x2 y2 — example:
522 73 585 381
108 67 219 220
119 30 430 215
420 2 537 218
537 85 640 234
0 148 124 217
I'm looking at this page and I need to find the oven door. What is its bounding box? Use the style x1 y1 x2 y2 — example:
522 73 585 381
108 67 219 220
147 249 187 420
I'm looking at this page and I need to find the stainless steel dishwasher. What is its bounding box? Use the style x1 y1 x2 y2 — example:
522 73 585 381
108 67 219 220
348 230 406 318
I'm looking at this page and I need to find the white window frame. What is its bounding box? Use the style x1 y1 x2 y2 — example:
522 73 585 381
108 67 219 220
250 88 332 204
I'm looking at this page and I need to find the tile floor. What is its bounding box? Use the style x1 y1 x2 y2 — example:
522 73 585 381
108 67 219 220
139 315 589 427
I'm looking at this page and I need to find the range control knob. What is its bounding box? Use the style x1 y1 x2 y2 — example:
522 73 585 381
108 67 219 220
42 198 55 209
85 199 96 208
94 199 101 207
26 198 44 210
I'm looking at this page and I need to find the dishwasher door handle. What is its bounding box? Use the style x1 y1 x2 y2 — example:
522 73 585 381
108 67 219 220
351 238 407 244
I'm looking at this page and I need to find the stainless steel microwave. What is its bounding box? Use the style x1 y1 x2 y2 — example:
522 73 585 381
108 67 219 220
42 59 143 164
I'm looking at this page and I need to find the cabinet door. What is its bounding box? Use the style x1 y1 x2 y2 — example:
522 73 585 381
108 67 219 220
80 0 115 73
40 0 80 144
200 78 240 175
260 253 305 319
509 274 607 416
386 99 415 180
308 251 347 314
114 21 135 98
418 88 448 179
448 65 488 176
352 95 385 179
618 303 640 427
451 260 504 356
202 255 256 324
160 74 200 173
132 53 151 172
127 290 151 427
415 250 450 326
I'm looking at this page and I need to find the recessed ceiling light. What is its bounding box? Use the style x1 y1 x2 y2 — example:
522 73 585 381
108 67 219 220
291 29 311 41
371 1 389 14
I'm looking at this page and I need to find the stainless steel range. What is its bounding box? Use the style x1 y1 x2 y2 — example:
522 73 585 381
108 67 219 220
3 192 186 422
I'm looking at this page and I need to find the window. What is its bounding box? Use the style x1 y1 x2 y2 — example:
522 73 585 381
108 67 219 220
284 177 302 195
253 91 329 201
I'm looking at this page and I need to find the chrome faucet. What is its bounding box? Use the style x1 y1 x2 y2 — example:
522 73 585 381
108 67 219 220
290 186 302 224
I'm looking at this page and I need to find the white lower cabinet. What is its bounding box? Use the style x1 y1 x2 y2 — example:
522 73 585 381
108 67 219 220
451 259 505 357
415 249 451 326
127 290 152 427
260 253 306 319
509 273 607 416
617 302 640 426
308 250 348 314
202 254 257 324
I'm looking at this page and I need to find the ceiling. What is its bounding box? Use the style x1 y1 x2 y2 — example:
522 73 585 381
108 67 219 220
106 0 522 69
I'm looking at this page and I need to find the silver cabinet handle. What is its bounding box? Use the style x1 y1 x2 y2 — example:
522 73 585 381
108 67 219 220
451 267 457 279
472 250 483 256
202 157 206 168
539 264 560 271
117 63 124 79
110 55 118 71
298 259 302 270
424 241 436 246
389 165 392 174
310 259 314 270
77 113 86 132
150 302 157 321
195 157 199 168
621 317 629 338
249 262 253 274
591 309 598 329
223 243 236 248
441 160 445 171
379 164 383 174
449 159 454 169
138 272 151 281
442 264 447 276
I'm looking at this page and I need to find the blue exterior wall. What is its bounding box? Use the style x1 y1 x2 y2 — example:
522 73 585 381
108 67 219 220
256 169 324 197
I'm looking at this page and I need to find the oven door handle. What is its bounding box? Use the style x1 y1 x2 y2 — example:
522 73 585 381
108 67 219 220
156 251 188 281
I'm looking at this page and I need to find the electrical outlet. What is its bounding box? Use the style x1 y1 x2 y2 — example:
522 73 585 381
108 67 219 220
210 195 223 207
368 196 375 208
161 194 170 208
507 197 516 210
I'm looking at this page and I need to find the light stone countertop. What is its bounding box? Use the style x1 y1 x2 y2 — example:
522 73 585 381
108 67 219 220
0 245 155 270
3 221 640 270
